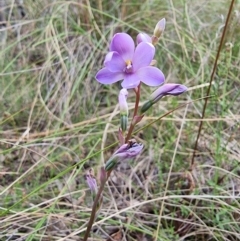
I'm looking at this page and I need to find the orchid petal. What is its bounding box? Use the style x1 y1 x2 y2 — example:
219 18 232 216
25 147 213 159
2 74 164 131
104 52 125 72
110 33 135 61
96 68 124 84
121 73 140 89
136 66 165 86
136 33 152 44
150 84 188 102
114 142 144 159
160 84 188 95
85 175 98 193
132 42 155 71
105 141 143 171
150 84 187 102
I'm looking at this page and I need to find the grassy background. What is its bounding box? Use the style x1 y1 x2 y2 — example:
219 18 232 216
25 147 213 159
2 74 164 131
0 0 240 240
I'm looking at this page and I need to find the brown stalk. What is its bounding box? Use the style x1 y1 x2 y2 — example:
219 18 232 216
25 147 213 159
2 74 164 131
190 0 236 168
82 177 106 241
125 83 141 142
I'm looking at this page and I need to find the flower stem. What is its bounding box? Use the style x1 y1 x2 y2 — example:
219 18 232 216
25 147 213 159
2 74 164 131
82 177 106 241
133 83 141 117
83 83 142 238
125 83 141 142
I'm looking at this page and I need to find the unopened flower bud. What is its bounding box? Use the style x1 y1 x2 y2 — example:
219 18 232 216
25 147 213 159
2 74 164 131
141 84 187 113
85 169 98 200
150 84 187 103
140 100 154 114
153 18 166 39
105 140 144 171
120 115 128 132
119 88 128 115
136 32 152 44
119 88 128 131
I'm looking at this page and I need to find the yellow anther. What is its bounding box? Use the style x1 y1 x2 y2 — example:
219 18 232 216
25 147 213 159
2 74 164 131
125 60 132 70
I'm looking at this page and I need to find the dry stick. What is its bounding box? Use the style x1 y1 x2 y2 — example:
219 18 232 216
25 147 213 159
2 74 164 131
190 0 236 169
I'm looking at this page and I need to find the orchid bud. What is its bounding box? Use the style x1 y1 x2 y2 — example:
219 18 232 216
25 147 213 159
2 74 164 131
120 115 128 132
119 88 128 131
141 84 188 113
153 18 166 38
140 100 154 114
105 140 144 172
151 84 188 103
85 170 98 200
119 88 128 115
136 32 152 44
152 18 166 45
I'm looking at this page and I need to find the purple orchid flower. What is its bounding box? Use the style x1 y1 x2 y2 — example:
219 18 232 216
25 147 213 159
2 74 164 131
150 83 188 103
105 140 143 171
96 33 165 89
113 140 143 160
141 83 188 113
